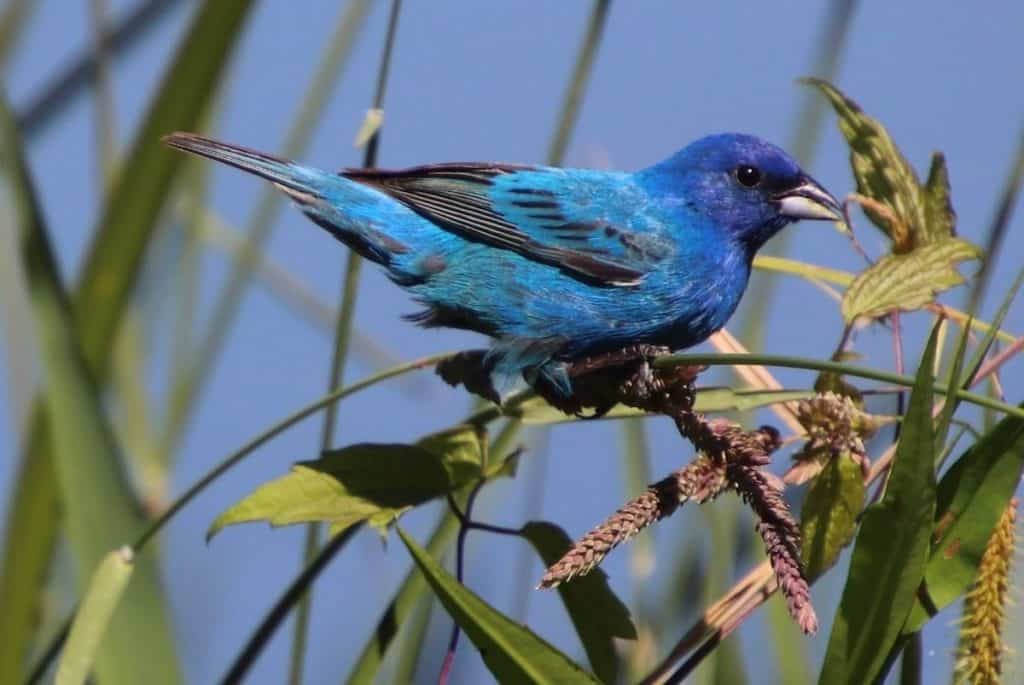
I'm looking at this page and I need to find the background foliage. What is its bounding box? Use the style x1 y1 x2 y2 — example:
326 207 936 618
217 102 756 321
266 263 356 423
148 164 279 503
1 1 1022 683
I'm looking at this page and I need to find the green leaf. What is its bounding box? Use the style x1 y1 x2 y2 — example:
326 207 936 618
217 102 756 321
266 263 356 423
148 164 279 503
208 425 483 539
521 521 636 684
55 548 135 685
922 152 955 245
799 454 866 580
803 78 923 251
0 4 255 679
841 237 981 322
806 79 979 322
345 510 459 685
818 328 939 685
513 388 813 424
903 405 1024 633
1 88 183 685
397 527 601 684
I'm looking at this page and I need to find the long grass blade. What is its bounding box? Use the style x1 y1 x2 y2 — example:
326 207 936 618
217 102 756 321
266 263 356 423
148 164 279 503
545 0 611 165
1 89 182 685
0 0 37 72
0 3 255 677
17 0 183 137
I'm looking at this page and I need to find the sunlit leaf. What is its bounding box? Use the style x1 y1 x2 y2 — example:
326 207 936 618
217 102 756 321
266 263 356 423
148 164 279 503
903 406 1024 633
841 237 980 322
398 528 600 684
803 78 923 252
208 425 483 539
818 328 939 684
55 548 135 685
521 521 636 684
800 454 865 580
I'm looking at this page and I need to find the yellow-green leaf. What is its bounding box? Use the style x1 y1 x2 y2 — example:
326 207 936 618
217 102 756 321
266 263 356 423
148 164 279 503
55 548 135 685
398 527 600 684
803 78 923 252
841 237 981 322
512 387 813 424
208 426 483 539
799 454 865 580
922 152 956 244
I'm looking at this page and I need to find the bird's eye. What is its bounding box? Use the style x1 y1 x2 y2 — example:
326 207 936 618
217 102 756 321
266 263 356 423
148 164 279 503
735 165 762 188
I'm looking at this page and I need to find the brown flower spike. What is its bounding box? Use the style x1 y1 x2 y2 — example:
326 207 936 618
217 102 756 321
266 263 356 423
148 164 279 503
535 351 817 633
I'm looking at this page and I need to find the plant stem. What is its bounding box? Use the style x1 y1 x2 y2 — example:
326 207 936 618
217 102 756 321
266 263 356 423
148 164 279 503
290 3 402 682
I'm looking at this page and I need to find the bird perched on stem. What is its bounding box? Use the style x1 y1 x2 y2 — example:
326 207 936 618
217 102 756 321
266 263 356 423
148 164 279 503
164 132 840 401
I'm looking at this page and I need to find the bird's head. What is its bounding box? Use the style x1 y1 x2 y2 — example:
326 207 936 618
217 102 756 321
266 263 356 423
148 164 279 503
640 133 841 250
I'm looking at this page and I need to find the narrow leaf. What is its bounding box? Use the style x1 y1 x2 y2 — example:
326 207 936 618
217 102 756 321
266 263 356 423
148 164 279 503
55 548 135 685
398 527 600 684
799 454 865 580
521 521 636 684
841 237 980 322
1 91 182 684
819 328 939 684
0 3 255 676
208 425 483 539
903 406 1024 632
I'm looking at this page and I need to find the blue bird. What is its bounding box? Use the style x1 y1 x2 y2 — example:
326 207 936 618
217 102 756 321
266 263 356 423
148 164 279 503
164 132 840 401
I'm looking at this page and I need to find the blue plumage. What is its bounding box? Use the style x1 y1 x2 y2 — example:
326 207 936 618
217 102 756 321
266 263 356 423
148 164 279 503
164 132 840 398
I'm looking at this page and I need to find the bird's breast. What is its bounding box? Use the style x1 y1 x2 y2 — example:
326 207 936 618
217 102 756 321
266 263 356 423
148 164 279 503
655 244 751 350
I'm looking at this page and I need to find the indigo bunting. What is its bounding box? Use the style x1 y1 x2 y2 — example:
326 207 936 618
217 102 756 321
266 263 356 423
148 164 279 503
164 132 840 398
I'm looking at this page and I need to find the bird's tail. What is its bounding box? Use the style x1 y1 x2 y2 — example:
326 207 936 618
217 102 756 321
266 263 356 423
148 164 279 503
162 132 322 200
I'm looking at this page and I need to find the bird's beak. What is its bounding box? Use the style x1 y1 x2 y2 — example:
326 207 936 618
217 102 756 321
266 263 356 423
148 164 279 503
775 176 842 222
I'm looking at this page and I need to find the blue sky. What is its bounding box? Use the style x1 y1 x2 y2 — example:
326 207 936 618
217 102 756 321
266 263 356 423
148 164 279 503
2 2 1023 683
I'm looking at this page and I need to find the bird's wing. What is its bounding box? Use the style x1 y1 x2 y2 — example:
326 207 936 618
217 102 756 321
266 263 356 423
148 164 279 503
342 163 670 286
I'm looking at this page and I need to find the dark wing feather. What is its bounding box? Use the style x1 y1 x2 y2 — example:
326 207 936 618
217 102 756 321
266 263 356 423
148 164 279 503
342 163 646 286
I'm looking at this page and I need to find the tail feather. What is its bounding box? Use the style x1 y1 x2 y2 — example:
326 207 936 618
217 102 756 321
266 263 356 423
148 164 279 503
162 132 315 194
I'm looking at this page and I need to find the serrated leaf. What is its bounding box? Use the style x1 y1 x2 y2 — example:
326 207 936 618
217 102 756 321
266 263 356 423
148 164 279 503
841 237 980 322
513 388 813 424
903 405 1024 633
208 425 483 539
398 527 600 684
800 454 865 580
803 78 923 252
818 328 938 685
56 548 135 685
521 521 636 684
